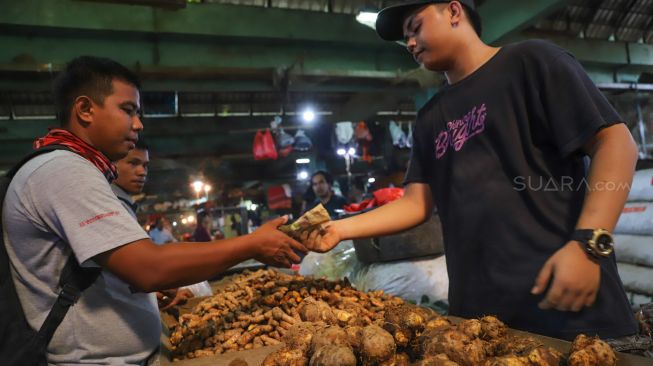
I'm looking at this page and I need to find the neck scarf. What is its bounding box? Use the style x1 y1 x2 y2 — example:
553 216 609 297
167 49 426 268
34 128 117 182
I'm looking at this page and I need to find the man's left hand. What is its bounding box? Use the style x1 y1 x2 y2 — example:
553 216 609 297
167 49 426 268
531 241 600 312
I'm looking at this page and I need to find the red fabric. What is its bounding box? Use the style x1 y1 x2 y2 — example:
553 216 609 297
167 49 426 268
355 122 373 163
267 185 291 210
33 128 117 182
344 198 376 213
253 129 278 160
373 187 404 206
344 188 404 213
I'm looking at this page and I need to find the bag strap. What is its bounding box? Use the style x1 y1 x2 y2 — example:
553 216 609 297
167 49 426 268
36 256 101 343
3 145 101 346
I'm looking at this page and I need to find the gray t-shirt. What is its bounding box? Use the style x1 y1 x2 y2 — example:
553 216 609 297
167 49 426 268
2 150 161 365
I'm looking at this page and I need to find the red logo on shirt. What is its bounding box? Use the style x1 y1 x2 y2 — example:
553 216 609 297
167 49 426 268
622 206 647 214
79 211 120 227
434 103 487 159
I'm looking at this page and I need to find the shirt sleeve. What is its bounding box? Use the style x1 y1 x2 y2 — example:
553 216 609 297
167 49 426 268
24 153 149 266
539 51 623 157
404 120 430 185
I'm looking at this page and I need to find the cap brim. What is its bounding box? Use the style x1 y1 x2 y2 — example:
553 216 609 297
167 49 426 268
375 1 433 41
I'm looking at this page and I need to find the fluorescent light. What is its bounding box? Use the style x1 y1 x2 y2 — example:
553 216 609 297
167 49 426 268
368 177 376 183
337 148 346 156
298 171 309 180
302 108 315 123
356 11 378 28
296 158 311 164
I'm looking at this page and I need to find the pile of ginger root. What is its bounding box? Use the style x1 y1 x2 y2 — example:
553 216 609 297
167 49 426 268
168 269 403 360
167 269 617 366
264 303 616 366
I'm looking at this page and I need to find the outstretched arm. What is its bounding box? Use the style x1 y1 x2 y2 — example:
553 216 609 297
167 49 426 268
304 182 434 253
95 216 306 292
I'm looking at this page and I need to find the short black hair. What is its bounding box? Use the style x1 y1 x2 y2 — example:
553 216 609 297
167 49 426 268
311 170 333 186
53 56 141 126
462 4 482 37
135 136 148 151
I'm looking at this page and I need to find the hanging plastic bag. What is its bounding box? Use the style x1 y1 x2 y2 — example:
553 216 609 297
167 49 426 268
335 122 355 144
389 120 408 148
293 129 313 151
253 129 278 160
253 130 266 160
276 128 295 148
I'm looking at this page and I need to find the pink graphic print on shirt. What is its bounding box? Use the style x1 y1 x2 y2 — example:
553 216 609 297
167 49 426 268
434 103 487 159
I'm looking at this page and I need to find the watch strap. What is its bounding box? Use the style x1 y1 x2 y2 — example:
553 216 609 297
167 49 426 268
570 229 594 243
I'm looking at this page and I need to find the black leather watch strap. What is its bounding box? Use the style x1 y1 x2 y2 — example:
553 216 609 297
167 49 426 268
570 229 594 243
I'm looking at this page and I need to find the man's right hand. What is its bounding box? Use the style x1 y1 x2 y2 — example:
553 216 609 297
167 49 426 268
300 221 342 253
250 216 307 268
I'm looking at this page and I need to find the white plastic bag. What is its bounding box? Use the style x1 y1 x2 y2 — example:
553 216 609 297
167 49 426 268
181 281 213 297
349 255 449 305
299 240 358 281
335 122 354 144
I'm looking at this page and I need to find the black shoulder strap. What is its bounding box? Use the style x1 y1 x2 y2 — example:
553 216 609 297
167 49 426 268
2 145 101 345
36 256 101 344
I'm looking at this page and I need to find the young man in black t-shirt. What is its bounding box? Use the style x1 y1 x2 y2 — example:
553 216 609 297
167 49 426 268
303 0 639 340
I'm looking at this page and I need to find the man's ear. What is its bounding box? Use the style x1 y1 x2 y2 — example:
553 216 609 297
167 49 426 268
448 1 464 26
73 96 94 125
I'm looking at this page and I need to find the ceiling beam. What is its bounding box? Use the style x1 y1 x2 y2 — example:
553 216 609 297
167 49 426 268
479 0 569 44
0 0 382 46
500 31 653 83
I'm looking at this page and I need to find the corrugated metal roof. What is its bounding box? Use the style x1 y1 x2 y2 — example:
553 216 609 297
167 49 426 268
535 0 653 44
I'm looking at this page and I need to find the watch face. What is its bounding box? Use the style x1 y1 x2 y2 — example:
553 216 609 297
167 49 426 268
595 234 614 254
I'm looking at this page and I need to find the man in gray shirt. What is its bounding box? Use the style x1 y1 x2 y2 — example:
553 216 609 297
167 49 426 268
2 56 306 365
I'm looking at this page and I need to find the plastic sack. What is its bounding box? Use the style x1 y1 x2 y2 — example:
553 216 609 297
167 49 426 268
614 234 653 267
615 203 653 235
299 240 358 281
628 169 653 202
181 281 213 297
618 262 653 296
349 255 449 305
253 129 278 160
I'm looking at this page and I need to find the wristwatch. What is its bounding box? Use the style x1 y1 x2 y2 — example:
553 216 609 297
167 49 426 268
570 228 614 259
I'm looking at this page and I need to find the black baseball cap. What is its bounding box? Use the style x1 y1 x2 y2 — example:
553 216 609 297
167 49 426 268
375 0 482 41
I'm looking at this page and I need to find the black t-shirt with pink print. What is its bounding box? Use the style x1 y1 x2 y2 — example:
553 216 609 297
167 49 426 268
405 39 637 340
